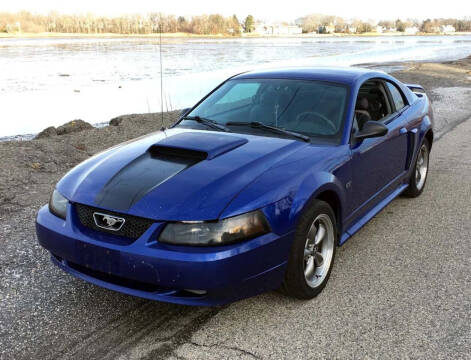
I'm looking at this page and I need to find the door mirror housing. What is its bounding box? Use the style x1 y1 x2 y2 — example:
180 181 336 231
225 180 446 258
179 108 191 118
354 121 388 141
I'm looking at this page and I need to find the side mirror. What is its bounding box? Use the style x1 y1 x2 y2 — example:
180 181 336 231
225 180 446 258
354 121 388 141
179 108 191 118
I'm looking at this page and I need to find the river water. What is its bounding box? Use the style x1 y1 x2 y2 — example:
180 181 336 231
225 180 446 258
1 35 471 137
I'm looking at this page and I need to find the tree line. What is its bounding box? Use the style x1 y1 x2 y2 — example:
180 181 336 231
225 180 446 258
1 11 471 35
0 11 242 35
297 14 471 33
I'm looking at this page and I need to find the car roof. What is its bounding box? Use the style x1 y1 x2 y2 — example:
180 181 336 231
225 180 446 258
232 67 386 86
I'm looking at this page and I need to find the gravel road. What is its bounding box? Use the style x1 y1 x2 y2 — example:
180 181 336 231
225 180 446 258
1 75 471 359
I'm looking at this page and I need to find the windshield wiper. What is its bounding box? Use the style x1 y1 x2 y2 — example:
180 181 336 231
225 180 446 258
226 121 310 142
182 116 230 132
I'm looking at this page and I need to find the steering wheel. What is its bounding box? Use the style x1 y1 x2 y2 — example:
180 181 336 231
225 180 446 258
295 111 337 135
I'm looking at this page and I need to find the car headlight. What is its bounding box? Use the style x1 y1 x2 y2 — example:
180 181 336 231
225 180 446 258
159 210 270 246
49 190 68 219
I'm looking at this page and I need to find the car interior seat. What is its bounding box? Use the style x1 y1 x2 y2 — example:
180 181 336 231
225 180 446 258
355 96 371 130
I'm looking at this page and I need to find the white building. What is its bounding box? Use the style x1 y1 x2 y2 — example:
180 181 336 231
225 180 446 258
6 21 21 33
375 25 384 33
254 23 302 35
324 24 335 34
346 25 357 33
440 25 456 33
253 23 268 34
404 26 419 34
274 25 302 35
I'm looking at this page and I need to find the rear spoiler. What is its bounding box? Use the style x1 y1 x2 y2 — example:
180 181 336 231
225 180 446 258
405 83 426 97
405 84 425 92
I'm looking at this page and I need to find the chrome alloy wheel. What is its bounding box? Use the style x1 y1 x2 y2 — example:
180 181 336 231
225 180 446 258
415 143 429 191
303 214 335 288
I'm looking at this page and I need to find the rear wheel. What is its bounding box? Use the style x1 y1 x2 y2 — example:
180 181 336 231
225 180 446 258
404 138 430 197
281 200 337 299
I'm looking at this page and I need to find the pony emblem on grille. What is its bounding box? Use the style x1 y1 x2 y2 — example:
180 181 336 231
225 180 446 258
93 212 125 231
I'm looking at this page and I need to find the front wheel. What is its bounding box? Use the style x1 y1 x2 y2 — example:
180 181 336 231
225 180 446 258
281 200 337 299
404 138 430 197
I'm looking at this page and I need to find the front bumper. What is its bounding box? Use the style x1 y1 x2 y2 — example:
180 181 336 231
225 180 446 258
36 204 292 306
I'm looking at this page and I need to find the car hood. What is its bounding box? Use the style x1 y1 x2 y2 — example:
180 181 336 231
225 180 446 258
57 128 312 221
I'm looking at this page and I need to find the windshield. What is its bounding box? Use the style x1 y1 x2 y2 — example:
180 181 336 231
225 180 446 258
179 78 348 144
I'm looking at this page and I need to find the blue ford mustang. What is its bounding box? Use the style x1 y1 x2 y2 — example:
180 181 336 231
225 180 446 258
36 67 433 305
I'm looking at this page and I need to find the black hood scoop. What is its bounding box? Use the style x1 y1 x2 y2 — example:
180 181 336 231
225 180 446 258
154 132 248 160
148 144 208 161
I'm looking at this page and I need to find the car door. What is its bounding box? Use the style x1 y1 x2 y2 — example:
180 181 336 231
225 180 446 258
384 81 417 172
349 79 409 217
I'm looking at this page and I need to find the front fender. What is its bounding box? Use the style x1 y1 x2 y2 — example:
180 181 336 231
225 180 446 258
288 171 347 232
220 145 350 237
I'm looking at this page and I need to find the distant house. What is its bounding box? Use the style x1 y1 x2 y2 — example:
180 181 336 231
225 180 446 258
324 24 335 34
6 21 21 33
404 26 419 34
228 24 243 34
253 23 267 34
254 23 302 35
375 25 384 33
273 25 302 35
318 24 335 34
440 25 456 33
346 25 357 33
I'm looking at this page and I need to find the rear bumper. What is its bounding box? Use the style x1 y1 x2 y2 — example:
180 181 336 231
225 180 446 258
36 204 292 306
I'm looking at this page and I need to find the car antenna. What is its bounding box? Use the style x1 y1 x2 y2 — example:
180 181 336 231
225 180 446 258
159 17 166 133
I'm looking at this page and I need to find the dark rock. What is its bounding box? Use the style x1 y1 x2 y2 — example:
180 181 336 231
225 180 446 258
35 126 57 139
109 116 124 126
56 120 93 135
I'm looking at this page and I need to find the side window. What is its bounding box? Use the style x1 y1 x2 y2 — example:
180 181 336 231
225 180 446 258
354 80 392 128
386 82 406 111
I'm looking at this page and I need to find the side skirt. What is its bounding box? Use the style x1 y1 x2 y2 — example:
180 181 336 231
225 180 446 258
339 183 408 245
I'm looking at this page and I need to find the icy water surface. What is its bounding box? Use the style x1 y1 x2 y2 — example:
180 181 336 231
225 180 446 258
1 35 471 137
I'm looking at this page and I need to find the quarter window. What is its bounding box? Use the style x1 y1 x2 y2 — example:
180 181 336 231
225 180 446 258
386 82 406 111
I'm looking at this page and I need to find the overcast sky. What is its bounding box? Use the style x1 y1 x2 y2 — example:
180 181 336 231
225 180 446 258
2 0 470 21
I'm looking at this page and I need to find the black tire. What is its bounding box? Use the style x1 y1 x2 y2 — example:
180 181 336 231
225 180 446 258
403 138 430 198
281 199 337 299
